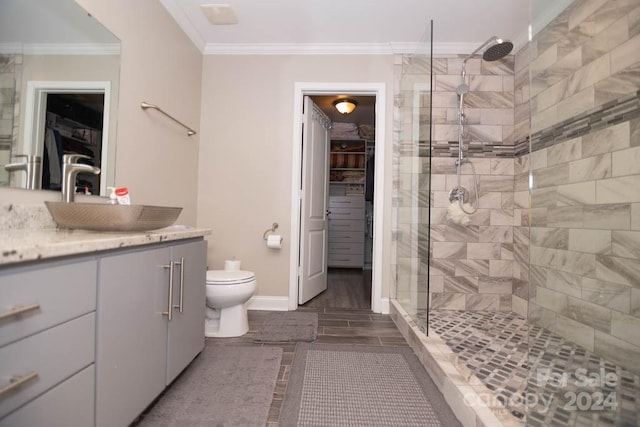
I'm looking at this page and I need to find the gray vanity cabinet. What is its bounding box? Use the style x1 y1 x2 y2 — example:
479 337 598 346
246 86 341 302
95 239 206 427
0 257 97 427
166 240 206 384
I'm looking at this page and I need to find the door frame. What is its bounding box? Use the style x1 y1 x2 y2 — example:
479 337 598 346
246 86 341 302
289 82 386 313
23 80 112 195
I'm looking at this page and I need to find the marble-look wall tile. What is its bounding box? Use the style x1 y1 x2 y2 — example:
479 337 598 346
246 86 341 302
479 226 513 243
455 260 490 277
567 296 612 332
478 277 513 294
556 181 597 205
431 293 466 310
594 330 640 374
632 203 640 230
612 230 640 259
557 249 597 276
444 276 479 293
612 145 640 177
568 228 612 254
546 269 583 298
489 260 513 277
554 315 596 351
611 310 640 346
568 153 611 182
465 294 500 311
596 254 640 286
547 137 582 166
596 175 640 203
611 33 640 74
582 121 630 156
534 286 569 314
466 243 502 260
582 277 631 313
531 227 569 249
583 204 630 229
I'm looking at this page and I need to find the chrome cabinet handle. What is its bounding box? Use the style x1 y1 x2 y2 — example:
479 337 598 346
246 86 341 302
0 372 39 397
163 261 174 320
0 303 41 322
173 257 185 313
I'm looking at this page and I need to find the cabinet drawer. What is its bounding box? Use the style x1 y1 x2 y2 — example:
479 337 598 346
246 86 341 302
329 219 364 232
328 253 364 267
328 207 364 220
0 258 97 347
328 230 364 244
329 196 365 209
329 242 364 254
0 365 94 427
0 313 95 418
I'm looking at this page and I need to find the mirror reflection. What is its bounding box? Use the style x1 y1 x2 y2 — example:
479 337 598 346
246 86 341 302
0 0 120 195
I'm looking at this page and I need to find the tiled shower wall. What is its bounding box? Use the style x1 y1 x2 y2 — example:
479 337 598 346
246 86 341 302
428 55 517 311
527 0 640 373
0 54 20 185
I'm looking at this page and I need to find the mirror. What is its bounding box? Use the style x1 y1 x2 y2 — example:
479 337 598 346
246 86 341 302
0 0 120 195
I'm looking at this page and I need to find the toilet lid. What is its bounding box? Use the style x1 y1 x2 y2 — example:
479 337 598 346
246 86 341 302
206 270 255 285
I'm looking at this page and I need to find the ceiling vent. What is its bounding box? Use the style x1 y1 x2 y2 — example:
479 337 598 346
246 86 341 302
200 4 238 25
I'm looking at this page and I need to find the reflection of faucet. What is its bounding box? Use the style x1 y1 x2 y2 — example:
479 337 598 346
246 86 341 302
62 154 101 203
4 155 42 190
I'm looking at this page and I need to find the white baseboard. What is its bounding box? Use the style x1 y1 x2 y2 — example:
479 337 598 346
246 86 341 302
379 298 390 314
247 296 290 311
247 296 389 313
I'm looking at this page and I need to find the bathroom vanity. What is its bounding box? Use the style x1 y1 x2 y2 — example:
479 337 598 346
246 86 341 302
0 226 210 426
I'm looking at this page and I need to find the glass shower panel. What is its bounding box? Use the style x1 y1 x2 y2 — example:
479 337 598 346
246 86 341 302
393 21 433 332
527 0 640 425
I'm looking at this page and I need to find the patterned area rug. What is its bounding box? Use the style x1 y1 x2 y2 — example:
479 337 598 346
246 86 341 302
136 345 282 426
280 343 461 426
254 311 318 343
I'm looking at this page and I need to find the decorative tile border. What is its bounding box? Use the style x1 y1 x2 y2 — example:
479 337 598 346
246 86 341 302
430 91 640 159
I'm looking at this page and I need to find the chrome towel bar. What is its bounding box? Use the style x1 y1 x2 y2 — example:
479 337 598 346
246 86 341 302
140 101 197 136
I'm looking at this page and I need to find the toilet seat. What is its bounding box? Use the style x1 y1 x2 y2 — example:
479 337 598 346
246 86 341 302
206 270 255 285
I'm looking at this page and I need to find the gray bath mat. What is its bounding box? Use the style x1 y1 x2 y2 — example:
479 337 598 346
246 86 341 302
280 343 461 426
254 311 318 343
136 345 282 426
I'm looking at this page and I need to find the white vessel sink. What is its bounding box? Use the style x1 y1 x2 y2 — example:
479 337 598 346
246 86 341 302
45 202 182 232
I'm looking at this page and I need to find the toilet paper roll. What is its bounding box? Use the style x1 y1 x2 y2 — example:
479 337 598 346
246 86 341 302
224 259 241 271
266 234 283 249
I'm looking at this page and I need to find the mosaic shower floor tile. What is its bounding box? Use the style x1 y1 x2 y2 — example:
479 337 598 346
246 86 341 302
421 310 640 426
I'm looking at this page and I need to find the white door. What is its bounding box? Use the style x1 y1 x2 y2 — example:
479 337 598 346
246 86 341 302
298 96 331 304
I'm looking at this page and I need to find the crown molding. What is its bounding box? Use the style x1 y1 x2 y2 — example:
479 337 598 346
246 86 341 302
0 43 120 55
159 0 206 52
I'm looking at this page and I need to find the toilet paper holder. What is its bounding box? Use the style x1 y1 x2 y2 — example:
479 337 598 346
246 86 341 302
262 222 279 240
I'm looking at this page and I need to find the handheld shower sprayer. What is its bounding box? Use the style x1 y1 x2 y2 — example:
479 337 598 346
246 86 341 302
448 36 513 222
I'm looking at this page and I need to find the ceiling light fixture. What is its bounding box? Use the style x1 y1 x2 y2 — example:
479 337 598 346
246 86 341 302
200 4 238 25
333 99 358 115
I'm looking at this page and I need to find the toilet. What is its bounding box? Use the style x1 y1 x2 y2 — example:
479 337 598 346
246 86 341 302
205 269 257 338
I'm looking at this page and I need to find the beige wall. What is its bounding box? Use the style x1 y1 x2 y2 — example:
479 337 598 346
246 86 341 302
198 55 394 299
0 0 203 224
74 0 203 224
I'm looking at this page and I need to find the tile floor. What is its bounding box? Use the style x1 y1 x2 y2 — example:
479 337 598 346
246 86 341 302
424 309 640 426
206 306 410 426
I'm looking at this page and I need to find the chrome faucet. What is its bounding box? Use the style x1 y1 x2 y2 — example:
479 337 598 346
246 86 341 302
4 155 42 190
61 154 100 203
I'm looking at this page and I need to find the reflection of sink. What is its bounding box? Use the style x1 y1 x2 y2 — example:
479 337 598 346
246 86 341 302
45 202 182 232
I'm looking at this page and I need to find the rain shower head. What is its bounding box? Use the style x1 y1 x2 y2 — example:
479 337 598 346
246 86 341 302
462 36 513 76
483 39 513 61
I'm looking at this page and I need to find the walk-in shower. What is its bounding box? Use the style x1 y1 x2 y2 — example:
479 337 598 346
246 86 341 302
447 37 513 225
393 1 640 424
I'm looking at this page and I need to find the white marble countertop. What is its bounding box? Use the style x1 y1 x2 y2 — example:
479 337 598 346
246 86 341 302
0 226 211 266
